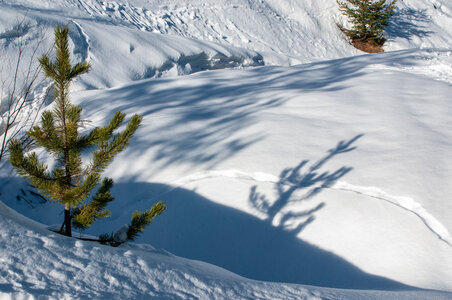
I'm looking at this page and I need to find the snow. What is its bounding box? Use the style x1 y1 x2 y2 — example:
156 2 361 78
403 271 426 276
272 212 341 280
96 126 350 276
333 181 452 246
2 198 452 299
1 0 452 298
113 224 129 243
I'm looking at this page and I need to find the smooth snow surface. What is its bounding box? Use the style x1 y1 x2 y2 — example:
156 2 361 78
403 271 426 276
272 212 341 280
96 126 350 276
3 199 452 299
1 0 452 298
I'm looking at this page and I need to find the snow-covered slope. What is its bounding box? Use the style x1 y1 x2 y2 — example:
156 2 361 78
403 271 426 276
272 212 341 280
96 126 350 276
3 0 452 62
0 6 265 91
2 0 452 88
3 199 452 299
1 0 452 298
2 49 452 295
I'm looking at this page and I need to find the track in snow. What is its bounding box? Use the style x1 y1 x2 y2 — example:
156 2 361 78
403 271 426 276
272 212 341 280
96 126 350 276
65 0 325 60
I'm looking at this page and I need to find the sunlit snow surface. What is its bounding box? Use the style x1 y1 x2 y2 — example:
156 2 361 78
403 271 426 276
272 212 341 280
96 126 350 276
1 0 452 298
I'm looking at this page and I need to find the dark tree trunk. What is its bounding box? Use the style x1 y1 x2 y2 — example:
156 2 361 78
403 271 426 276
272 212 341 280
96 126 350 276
64 206 72 237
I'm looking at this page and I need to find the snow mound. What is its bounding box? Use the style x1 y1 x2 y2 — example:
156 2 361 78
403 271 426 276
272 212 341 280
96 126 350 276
66 19 264 90
0 4 264 91
3 0 452 62
3 48 452 293
2 199 452 299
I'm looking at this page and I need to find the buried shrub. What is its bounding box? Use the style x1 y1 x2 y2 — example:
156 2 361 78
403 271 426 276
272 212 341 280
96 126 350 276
337 0 397 51
9 25 165 245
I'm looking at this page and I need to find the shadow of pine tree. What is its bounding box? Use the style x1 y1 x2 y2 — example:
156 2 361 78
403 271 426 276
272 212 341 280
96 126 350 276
249 134 363 235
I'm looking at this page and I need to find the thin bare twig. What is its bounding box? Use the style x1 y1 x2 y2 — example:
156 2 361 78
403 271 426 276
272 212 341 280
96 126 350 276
0 15 51 161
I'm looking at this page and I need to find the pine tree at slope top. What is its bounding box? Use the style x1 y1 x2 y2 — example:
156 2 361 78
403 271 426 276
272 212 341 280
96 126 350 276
9 25 165 242
337 0 397 47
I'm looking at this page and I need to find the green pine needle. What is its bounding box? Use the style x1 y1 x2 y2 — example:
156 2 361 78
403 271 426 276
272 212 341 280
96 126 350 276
127 202 166 241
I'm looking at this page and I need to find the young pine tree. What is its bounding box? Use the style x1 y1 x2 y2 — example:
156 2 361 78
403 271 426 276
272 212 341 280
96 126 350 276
337 0 397 47
9 25 165 242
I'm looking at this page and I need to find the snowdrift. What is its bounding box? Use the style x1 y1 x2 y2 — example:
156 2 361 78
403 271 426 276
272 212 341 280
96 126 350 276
2 49 452 294
3 0 452 62
2 199 452 299
0 4 264 91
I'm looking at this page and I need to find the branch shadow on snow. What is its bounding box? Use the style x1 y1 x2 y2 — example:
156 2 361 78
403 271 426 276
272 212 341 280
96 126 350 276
2 51 437 290
78 52 424 170
386 8 433 40
249 135 361 236
0 135 421 290
83 135 409 290
95 182 410 290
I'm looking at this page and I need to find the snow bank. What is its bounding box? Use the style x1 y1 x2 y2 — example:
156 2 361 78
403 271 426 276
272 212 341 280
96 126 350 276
0 4 264 91
2 199 452 299
3 0 452 63
3 49 452 293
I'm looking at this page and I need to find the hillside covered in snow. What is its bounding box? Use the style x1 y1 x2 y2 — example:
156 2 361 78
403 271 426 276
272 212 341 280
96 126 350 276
1 0 452 299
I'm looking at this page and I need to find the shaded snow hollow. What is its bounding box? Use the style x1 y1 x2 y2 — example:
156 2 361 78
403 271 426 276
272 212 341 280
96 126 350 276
1 200 452 299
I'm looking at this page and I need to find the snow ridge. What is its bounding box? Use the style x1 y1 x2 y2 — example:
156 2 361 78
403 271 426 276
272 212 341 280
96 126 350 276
173 169 281 186
142 169 281 202
162 169 452 248
69 20 91 63
333 181 452 247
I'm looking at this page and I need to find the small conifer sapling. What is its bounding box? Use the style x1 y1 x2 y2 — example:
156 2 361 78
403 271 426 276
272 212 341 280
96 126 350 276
337 0 397 50
9 25 165 243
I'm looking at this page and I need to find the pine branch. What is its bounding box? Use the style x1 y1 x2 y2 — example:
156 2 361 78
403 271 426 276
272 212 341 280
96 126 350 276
27 111 63 153
72 177 114 230
98 111 126 142
38 55 58 80
9 140 52 182
62 173 100 206
127 202 166 241
69 62 91 80
90 114 142 175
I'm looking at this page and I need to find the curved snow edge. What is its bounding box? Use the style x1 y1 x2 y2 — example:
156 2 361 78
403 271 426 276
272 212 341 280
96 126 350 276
161 169 452 248
332 181 452 247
